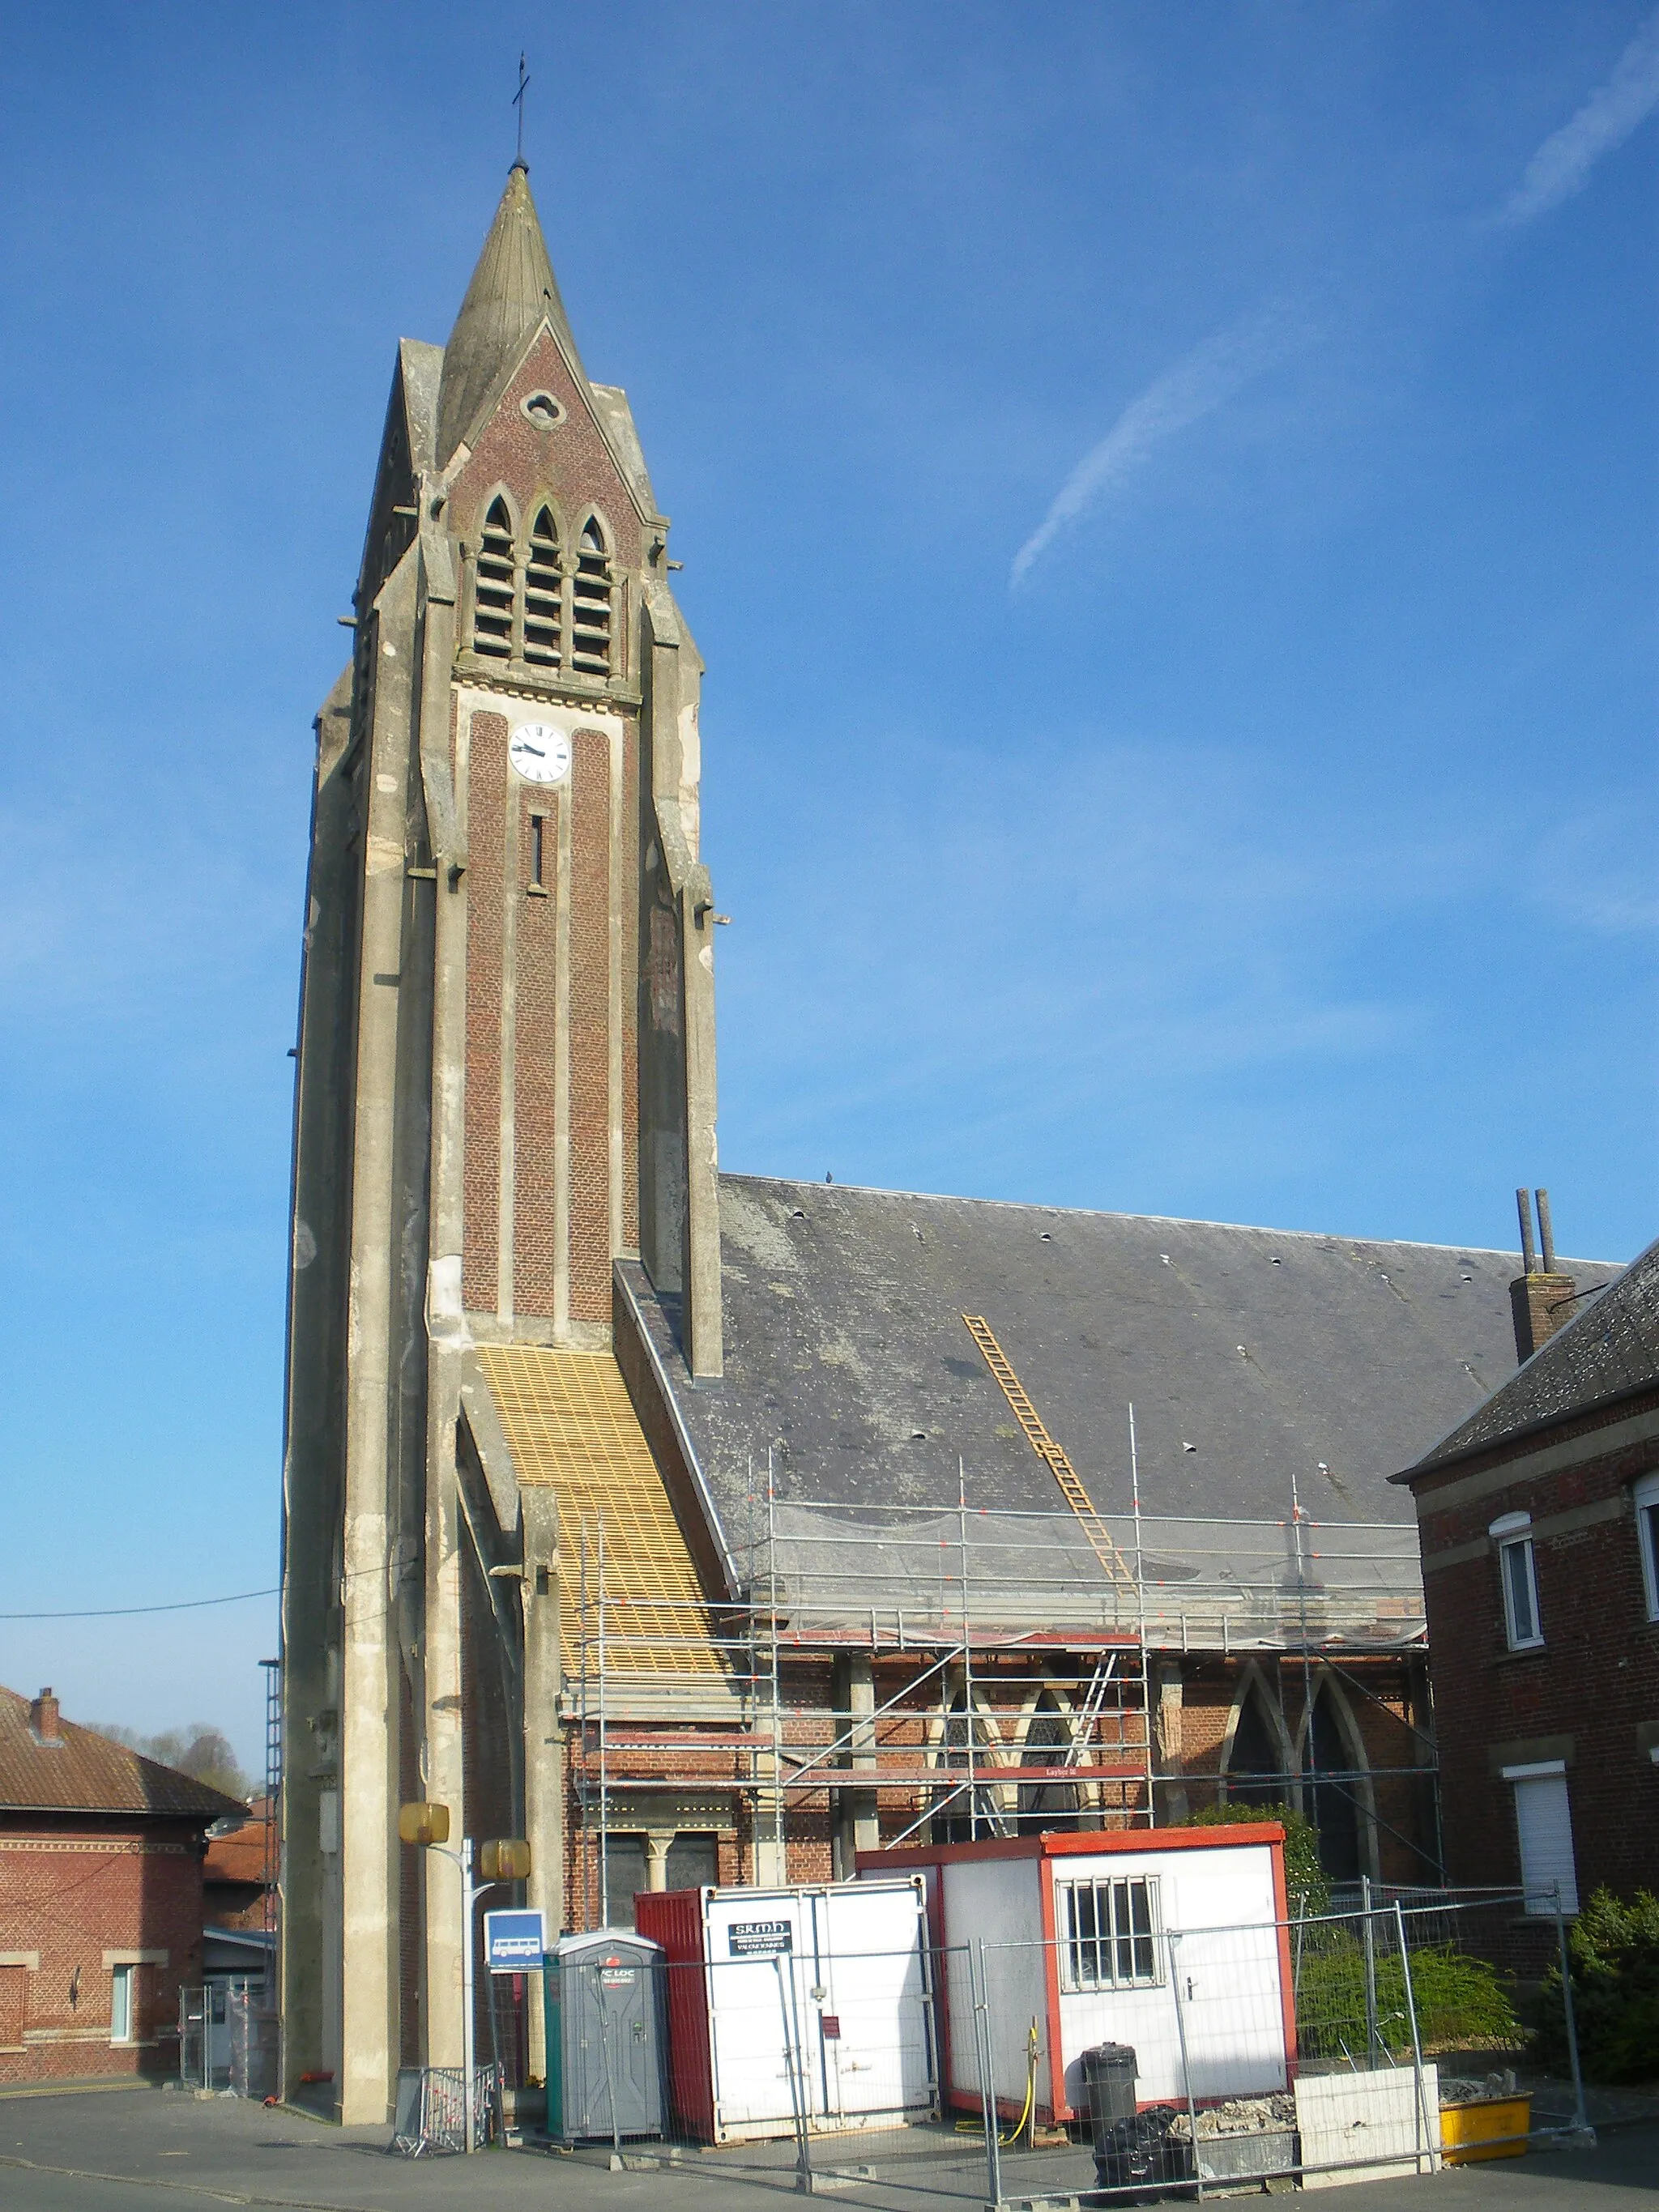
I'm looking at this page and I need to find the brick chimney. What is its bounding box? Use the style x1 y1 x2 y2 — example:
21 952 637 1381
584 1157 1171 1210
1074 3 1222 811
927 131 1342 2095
29 1687 62 1745
1510 1187 1576 1363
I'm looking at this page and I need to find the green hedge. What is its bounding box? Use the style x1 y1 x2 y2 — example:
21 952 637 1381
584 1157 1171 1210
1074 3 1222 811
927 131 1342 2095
1294 1936 1521 2061
1533 1888 1659 2086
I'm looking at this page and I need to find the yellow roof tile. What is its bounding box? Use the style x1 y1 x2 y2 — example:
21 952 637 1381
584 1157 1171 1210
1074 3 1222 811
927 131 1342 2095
475 1345 722 1678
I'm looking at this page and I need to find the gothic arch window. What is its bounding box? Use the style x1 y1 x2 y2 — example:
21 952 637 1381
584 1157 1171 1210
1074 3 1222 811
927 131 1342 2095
471 496 516 659
571 514 613 677
1222 1675 1289 1809
930 1686 1003 1844
522 505 563 668
1017 1689 1079 1833
1301 1677 1370 1886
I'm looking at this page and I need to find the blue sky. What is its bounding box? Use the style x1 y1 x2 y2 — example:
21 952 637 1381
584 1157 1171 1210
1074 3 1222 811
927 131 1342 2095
0 4 1653 1767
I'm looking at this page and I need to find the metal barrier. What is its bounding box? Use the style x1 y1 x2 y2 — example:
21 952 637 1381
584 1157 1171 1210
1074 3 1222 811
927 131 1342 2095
389 2063 503 2155
227 1984 279 2101
177 1980 275 2098
387 1888 1593 2198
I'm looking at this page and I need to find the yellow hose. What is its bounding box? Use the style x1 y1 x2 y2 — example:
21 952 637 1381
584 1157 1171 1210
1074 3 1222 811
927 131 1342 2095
954 2018 1039 2146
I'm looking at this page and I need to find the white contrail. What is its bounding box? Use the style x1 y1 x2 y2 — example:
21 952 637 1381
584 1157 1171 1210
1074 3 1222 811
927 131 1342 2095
1499 8 1659 225
1010 307 1298 588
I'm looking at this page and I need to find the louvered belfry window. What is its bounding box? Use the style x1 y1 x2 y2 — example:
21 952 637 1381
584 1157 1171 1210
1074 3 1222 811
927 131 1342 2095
523 506 563 667
571 517 612 676
471 497 515 658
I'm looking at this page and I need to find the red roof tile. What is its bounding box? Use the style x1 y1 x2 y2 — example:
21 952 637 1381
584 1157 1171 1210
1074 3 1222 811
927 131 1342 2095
0 1686 245 1821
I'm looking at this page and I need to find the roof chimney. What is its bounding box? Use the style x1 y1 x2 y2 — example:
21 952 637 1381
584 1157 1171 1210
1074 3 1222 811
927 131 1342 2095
1510 1187 1576 1364
29 1688 62 1745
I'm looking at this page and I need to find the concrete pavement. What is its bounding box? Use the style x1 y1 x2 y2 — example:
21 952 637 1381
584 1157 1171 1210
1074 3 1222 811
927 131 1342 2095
0 2084 1653 2210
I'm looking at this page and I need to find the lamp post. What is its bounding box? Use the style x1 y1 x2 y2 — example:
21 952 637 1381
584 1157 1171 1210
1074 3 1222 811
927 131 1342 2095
399 1805 530 2154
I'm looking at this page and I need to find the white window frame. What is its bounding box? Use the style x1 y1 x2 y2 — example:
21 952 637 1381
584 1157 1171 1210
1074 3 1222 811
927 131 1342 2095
1056 1873 1164 1993
1491 1512 1543 1650
1634 1473 1659 1624
109 1962 136 2045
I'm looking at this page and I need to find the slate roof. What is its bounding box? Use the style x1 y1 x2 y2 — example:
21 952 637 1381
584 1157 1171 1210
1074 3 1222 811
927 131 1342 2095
0 1688 245 1822
435 163 582 466
629 1177 1624 1568
1403 1234 1656 1475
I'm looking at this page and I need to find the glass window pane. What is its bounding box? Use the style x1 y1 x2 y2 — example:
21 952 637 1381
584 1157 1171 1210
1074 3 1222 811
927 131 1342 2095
1504 1541 1537 1643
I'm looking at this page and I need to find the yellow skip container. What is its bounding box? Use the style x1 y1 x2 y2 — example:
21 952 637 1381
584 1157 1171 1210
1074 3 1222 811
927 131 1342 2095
1439 2095 1532 2163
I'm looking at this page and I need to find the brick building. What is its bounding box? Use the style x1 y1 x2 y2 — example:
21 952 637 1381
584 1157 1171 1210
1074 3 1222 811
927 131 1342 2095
279 163 1622 2121
202 1796 275 1936
0 1686 244 2085
1395 1227 1658 1942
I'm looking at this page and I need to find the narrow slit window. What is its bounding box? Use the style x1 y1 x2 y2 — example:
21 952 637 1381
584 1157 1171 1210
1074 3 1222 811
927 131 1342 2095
571 516 612 676
523 506 563 667
1057 1875 1162 1991
471 498 515 659
529 813 545 891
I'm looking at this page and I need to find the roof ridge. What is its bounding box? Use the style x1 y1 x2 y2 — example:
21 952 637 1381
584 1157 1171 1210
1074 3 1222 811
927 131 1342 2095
718 1172 1619 1267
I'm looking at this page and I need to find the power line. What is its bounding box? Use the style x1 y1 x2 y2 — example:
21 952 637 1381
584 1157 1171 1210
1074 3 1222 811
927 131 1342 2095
0 1587 278 1622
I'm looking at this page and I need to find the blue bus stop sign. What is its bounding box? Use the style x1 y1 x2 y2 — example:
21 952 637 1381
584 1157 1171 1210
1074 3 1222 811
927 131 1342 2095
484 1907 548 1972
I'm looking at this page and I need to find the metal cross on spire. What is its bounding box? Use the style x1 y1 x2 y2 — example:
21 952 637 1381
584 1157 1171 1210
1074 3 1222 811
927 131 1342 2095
513 52 530 168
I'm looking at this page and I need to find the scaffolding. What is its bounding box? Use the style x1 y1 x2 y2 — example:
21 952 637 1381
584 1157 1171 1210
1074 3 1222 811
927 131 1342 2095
567 1467 1431 1920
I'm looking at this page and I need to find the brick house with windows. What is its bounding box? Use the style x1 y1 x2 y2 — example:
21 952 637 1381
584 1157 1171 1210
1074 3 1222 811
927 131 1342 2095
0 1686 245 2085
1394 1231 1659 1941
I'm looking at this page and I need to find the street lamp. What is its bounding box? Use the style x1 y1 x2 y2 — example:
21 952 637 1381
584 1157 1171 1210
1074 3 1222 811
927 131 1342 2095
398 1804 530 2153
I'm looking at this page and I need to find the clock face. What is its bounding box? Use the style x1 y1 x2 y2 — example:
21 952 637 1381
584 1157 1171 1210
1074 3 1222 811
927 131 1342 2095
508 723 571 784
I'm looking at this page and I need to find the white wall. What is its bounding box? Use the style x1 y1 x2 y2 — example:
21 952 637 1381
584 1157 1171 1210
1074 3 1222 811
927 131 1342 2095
1051 1843 1286 2108
939 1857 1050 2112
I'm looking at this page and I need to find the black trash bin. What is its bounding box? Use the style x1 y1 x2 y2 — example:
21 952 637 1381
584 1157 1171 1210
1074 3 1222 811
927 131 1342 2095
1081 2042 1138 2136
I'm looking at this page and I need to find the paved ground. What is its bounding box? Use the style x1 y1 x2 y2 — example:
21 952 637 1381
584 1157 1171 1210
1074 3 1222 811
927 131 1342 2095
0 2084 1653 2210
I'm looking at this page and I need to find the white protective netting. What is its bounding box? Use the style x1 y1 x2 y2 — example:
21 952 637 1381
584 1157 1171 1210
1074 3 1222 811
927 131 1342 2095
740 1502 1423 1652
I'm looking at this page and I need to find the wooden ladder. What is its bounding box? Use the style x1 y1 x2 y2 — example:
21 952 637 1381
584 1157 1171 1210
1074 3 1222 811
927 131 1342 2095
961 1315 1136 1589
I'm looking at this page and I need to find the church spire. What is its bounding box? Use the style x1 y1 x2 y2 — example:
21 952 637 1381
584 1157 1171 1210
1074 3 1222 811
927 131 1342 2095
435 164 582 467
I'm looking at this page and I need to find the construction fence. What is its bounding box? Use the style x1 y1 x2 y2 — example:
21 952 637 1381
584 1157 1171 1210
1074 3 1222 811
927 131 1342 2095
510 1887 1593 2201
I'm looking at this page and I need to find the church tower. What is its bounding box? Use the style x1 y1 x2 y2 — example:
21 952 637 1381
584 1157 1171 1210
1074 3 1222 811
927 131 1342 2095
280 164 723 2120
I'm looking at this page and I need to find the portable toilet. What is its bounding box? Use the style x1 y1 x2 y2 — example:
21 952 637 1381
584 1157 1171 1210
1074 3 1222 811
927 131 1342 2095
544 1929 667 2143
634 1877 936 2144
857 1825 1293 2123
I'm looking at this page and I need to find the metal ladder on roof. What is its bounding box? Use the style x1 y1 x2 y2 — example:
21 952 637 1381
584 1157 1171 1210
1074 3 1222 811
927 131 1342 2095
960 1315 1137 1589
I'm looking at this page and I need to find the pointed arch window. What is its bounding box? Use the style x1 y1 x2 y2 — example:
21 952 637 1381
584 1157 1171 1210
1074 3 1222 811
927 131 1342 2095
571 516 613 677
522 506 563 667
1017 1690 1079 1833
1306 1685 1363 1884
1224 1686 1286 1809
932 1688 1002 1844
471 497 515 659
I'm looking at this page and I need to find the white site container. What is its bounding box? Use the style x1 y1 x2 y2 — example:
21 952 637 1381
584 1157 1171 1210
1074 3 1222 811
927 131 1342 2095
635 1877 936 2144
859 1826 1292 2123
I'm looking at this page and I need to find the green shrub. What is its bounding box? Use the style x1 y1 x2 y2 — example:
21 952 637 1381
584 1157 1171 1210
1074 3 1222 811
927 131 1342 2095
1170 1801 1329 1917
1294 1937 1521 2061
1533 1887 1659 2086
